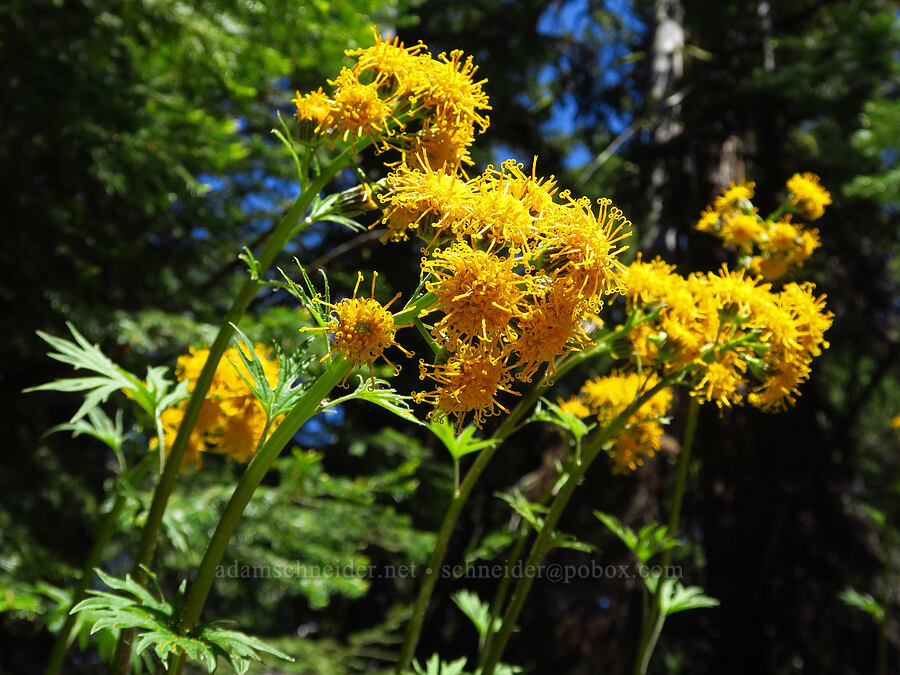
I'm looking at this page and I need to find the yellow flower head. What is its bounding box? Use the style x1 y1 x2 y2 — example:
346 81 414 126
292 88 333 134
546 197 631 303
696 207 720 233
509 279 592 382
346 30 426 91
713 180 755 212
415 341 517 431
765 220 800 254
415 49 491 133
495 157 559 221
462 174 538 253
720 212 764 252
691 351 748 408
422 242 528 344
775 282 833 358
557 395 591 419
378 163 475 242
787 172 831 220
305 272 412 381
329 68 396 141
404 119 477 170
748 362 808 412
578 371 672 474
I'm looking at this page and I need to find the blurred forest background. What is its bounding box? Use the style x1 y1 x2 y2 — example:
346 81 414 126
2 0 898 673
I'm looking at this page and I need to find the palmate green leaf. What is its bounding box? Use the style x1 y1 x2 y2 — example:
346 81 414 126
276 261 331 329
44 406 125 455
529 397 594 444
229 324 313 420
70 566 293 672
464 529 518 566
26 323 138 422
496 489 549 531
412 654 469 675
26 323 187 459
657 578 720 617
451 590 493 641
429 418 499 460
327 376 425 426
594 511 679 564
202 625 295 674
839 587 885 623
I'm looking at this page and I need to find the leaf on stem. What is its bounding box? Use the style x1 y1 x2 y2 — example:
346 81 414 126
71 567 293 674
325 376 424 426
429 418 499 460
594 511 680 565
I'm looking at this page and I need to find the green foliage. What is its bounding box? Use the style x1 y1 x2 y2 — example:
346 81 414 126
839 587 885 624
846 98 900 202
429 419 500 460
161 444 432 612
412 654 469 675
25 322 187 467
262 605 410 673
528 397 594 447
497 490 594 553
229 325 313 420
27 323 183 424
410 653 522 675
653 578 720 618
45 407 126 458
451 590 494 642
594 511 680 565
329 376 425 427
72 567 292 673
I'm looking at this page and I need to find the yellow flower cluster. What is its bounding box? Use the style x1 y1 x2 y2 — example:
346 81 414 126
625 257 833 411
696 176 828 280
292 30 490 169
159 344 280 469
377 159 631 430
560 371 673 474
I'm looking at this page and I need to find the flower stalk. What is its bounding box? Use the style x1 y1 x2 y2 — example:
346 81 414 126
111 140 371 673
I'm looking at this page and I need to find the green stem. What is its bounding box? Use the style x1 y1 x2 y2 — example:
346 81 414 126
394 322 641 674
45 455 153 675
876 488 897 675
480 374 682 675
394 377 548 674
168 357 353 674
169 292 434 674
633 396 700 675
478 476 558 668
637 610 666 675
111 143 366 674
45 498 127 675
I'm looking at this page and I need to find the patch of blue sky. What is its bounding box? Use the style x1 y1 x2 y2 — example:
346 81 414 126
605 0 645 33
563 143 593 169
198 173 227 193
491 141 529 168
537 0 593 37
531 0 643 164
295 403 344 447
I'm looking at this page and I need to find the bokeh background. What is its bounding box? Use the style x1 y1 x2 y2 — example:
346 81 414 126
2 0 898 673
